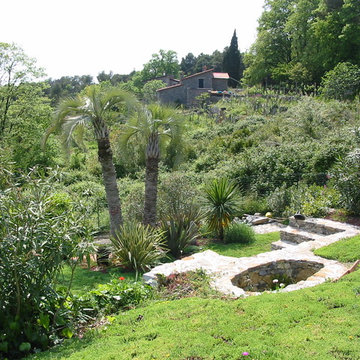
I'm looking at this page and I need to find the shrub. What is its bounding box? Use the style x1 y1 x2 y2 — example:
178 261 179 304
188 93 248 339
111 223 166 276
320 62 360 101
331 149 360 214
203 178 241 241
224 223 255 244
240 194 269 216
284 183 341 217
0 168 93 359
157 171 201 220
267 186 292 217
161 206 202 258
84 278 153 315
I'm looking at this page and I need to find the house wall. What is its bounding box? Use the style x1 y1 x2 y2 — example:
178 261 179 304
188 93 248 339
212 78 228 91
187 88 211 106
182 72 213 89
157 85 186 105
157 71 229 106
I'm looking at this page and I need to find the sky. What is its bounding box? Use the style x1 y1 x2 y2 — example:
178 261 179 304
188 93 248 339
1 0 265 80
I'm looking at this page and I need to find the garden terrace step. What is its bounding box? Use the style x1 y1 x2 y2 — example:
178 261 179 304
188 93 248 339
280 227 323 244
289 217 345 235
271 239 299 250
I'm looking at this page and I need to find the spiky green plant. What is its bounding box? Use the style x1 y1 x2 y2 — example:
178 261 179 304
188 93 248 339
203 178 241 241
111 222 166 278
161 206 203 258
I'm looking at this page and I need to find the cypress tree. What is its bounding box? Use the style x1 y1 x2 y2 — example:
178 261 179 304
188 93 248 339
223 30 243 87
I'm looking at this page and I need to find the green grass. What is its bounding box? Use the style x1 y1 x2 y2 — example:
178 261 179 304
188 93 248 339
201 231 280 258
58 266 136 295
30 270 360 360
314 235 360 263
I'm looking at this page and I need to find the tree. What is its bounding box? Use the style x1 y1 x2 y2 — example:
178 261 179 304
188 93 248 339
44 85 138 237
180 52 197 75
320 62 360 100
142 50 180 81
45 75 94 105
122 104 182 226
223 30 244 87
0 42 44 138
142 79 166 103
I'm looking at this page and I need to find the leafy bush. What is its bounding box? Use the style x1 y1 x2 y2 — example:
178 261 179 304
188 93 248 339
0 169 92 359
224 223 255 244
240 194 269 216
111 223 166 276
331 149 360 214
320 62 360 101
161 206 202 258
267 186 292 217
284 183 341 217
84 278 153 315
203 178 241 241
157 171 201 220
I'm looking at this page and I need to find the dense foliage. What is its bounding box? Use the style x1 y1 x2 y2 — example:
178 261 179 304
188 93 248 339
0 169 93 358
244 0 360 92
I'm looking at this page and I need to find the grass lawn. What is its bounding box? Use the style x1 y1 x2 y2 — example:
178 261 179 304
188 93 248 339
314 234 360 263
58 266 136 295
29 269 360 360
28 230 360 359
200 232 280 258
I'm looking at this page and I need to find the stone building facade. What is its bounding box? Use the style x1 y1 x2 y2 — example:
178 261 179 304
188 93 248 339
157 69 229 106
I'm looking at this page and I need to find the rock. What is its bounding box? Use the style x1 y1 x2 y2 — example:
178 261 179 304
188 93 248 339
251 216 270 225
244 214 269 225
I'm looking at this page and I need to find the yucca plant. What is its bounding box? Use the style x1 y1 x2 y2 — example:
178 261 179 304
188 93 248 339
161 206 202 258
203 178 241 241
111 222 166 278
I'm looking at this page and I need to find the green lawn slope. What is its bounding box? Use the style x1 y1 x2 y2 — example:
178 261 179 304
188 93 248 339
314 235 360 263
29 270 360 360
29 228 360 360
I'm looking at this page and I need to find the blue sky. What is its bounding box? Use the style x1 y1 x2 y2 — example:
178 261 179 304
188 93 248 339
2 0 265 79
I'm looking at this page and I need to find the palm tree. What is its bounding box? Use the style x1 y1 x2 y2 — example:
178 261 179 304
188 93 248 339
43 85 137 237
122 103 182 226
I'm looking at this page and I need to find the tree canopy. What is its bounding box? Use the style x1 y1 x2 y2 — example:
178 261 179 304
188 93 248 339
244 0 360 89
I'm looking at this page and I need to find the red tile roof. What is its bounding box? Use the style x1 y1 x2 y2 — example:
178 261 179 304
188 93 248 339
182 68 215 80
157 83 183 92
213 72 230 79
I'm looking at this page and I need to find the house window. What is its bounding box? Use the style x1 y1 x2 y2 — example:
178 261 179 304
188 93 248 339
198 79 204 88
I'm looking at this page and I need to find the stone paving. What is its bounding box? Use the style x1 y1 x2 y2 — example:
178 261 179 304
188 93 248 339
143 218 360 298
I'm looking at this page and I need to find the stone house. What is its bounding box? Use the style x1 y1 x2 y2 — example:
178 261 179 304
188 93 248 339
157 68 230 106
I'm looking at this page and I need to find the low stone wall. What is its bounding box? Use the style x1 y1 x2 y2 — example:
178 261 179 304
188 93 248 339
232 260 324 292
289 217 345 235
143 218 360 298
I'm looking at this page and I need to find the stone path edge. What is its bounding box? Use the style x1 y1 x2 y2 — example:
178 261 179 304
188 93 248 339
143 219 360 298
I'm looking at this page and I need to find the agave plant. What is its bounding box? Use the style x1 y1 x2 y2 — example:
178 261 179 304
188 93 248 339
111 222 166 278
203 178 241 241
161 205 203 258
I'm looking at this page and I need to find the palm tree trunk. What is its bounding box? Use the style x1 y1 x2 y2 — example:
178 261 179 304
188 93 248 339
143 133 160 227
97 137 123 237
